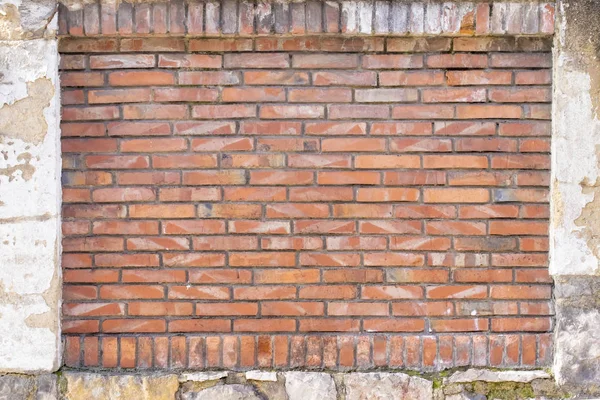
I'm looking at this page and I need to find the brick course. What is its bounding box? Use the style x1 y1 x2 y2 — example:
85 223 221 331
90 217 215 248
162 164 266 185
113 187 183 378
59 0 554 370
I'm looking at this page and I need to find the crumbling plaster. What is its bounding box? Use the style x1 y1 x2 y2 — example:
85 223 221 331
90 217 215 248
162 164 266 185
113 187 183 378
552 0 600 393
0 0 62 373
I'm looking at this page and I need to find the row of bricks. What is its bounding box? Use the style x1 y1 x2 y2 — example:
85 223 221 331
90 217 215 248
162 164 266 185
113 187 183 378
62 269 551 287
61 259 550 275
61 156 551 173
62 316 553 334
60 153 551 168
58 53 552 75
62 187 550 204
60 121 552 138
61 250 549 267
61 237 548 255
61 68 552 88
61 151 551 168
61 223 549 244
57 1 554 37
62 87 553 106
62 205 550 222
58 37 553 58
62 299 553 318
58 52 552 70
63 333 554 370
63 170 549 185
61 104 552 121
61 172 549 190
59 36 552 62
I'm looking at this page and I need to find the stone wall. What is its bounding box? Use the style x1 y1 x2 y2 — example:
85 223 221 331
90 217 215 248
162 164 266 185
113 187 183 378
0 368 567 399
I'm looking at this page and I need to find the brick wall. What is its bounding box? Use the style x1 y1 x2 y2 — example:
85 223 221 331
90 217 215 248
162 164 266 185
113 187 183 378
59 0 554 370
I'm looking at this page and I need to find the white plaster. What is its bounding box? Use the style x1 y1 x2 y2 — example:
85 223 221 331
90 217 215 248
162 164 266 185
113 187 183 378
551 2 600 276
0 32 61 373
0 218 60 372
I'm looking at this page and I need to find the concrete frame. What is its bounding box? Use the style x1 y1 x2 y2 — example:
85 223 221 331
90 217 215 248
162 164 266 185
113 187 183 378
552 0 600 394
0 0 62 372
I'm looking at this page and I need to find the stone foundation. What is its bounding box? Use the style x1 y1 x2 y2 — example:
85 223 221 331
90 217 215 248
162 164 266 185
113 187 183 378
0 369 568 399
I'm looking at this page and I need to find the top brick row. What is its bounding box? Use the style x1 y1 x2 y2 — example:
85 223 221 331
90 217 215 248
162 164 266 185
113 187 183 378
59 0 555 38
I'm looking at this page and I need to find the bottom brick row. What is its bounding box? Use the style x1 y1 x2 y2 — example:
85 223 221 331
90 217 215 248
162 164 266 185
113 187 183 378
63 333 552 371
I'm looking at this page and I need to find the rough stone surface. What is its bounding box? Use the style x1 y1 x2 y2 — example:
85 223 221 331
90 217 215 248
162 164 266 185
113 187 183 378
0 374 57 400
284 372 337 400
0 0 57 40
447 369 551 384
0 370 568 399
554 276 600 394
181 384 262 400
61 373 179 400
343 372 433 400
0 0 61 373
179 371 228 382
552 0 600 394
245 371 278 382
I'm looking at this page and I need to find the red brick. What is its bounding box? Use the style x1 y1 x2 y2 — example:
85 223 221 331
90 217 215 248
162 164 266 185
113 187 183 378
225 53 290 68
427 54 488 68
379 71 444 86
431 319 489 332
361 286 423 300
180 71 241 85
158 54 222 68
300 252 361 267
329 105 390 119
293 54 359 68
120 37 185 52
221 87 286 103
371 122 432 136
155 88 219 102
109 71 175 86
244 71 309 85
446 70 512 85
123 105 187 120
424 188 489 203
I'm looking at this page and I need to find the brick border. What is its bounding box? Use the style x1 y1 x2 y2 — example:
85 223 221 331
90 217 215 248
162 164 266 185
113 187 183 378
59 1 555 38
64 333 553 370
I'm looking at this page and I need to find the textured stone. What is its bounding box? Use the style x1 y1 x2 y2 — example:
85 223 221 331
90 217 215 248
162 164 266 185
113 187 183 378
180 371 228 382
343 372 433 400
554 277 600 394
284 372 336 400
447 369 551 384
0 374 35 400
181 384 261 400
0 0 56 40
35 374 58 400
245 371 277 382
61 373 179 400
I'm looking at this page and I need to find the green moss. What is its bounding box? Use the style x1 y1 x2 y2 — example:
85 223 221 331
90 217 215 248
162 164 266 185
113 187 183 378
475 382 535 400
